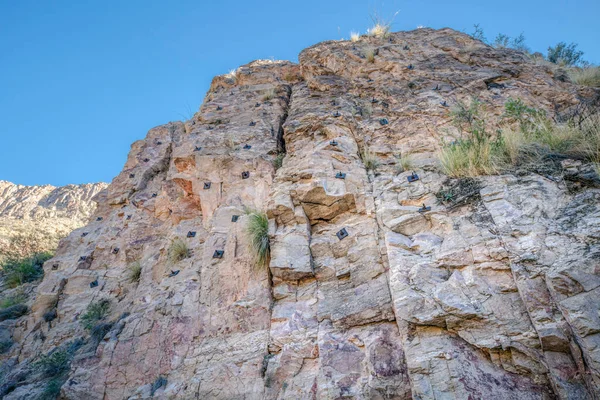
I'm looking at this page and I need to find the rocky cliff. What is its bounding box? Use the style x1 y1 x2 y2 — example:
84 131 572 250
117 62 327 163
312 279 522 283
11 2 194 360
0 181 108 259
1 28 599 399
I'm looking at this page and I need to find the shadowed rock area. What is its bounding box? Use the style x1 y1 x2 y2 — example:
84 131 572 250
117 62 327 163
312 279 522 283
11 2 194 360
1 28 599 399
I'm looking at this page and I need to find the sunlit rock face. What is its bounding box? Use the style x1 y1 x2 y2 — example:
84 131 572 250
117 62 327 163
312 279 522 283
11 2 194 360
0 180 107 260
2 28 599 400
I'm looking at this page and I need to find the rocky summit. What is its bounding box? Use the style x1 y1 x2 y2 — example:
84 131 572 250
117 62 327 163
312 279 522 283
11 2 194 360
0 180 107 260
1 28 599 399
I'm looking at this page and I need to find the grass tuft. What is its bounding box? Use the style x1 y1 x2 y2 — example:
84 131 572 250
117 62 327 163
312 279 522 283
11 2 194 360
395 153 414 173
80 299 110 331
128 261 142 283
167 238 190 264
367 11 398 38
262 88 277 101
568 67 600 88
361 148 380 171
350 32 360 42
246 212 270 267
364 47 375 63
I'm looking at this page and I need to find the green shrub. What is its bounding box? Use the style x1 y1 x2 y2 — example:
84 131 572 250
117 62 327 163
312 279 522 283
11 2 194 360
40 377 63 400
548 42 585 66
128 261 142 283
0 252 52 288
246 212 270 267
33 350 70 377
167 238 190 264
0 293 25 309
0 304 28 322
503 98 545 125
80 299 110 331
273 153 285 170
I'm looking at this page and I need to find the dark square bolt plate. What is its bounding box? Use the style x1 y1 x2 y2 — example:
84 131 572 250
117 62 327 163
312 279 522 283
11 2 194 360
243 144 252 149
96 217 103 221
329 140 338 146
169 270 180 277
112 248 119 254
336 172 346 179
336 228 349 240
129 174 135 178
90 280 98 288
379 118 389 125
231 215 239 222
79 256 87 262
407 173 420 183
82 232 88 237
242 171 250 179
204 182 211 189
187 231 196 238
418 205 431 213
213 250 224 259
194 146 202 151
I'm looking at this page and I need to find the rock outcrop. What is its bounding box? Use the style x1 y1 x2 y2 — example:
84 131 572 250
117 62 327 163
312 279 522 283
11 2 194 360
0 181 108 259
1 28 599 399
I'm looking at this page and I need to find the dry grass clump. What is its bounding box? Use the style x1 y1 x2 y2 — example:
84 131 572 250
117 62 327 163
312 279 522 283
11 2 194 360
438 97 600 178
127 261 142 283
262 88 277 101
167 238 190 264
224 68 238 82
395 153 414 173
568 67 600 88
367 12 398 38
361 148 380 171
350 32 360 42
364 47 376 63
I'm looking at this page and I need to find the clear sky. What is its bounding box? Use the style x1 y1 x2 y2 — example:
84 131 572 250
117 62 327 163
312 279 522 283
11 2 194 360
1 0 598 186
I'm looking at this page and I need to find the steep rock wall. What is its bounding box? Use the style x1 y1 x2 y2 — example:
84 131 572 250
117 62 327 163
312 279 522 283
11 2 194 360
1 28 599 400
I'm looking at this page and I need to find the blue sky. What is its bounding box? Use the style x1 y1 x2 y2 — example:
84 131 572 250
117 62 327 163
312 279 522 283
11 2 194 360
1 0 598 186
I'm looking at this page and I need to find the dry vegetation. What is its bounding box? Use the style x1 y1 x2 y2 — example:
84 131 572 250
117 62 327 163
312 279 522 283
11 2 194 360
438 97 600 178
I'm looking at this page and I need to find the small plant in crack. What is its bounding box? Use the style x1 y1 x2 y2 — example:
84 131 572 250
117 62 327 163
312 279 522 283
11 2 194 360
128 261 142 283
361 147 380 172
167 238 190 264
80 299 110 331
246 211 270 268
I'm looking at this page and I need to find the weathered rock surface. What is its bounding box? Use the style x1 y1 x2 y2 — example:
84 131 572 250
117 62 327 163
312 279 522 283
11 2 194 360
0 180 108 259
1 28 599 399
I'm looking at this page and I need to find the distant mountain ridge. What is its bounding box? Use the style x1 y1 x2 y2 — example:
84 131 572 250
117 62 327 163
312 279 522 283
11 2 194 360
0 180 108 259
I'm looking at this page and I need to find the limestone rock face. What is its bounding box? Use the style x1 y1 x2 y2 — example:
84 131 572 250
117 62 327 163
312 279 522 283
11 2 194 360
1 29 599 399
0 180 108 259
